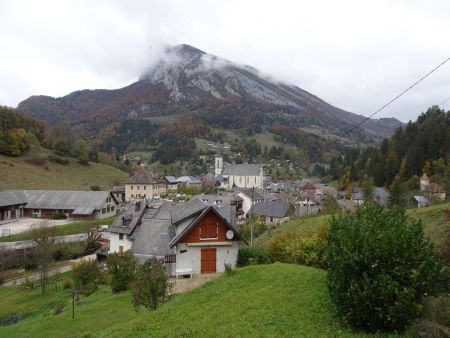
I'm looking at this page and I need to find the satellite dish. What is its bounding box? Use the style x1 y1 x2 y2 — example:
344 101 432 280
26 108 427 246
226 230 234 240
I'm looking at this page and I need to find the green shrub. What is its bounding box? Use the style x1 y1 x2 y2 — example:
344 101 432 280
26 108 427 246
267 230 327 269
237 247 268 267
326 203 444 332
131 257 171 311
63 278 73 290
106 251 137 293
224 262 234 275
71 259 100 295
50 211 67 220
23 259 38 271
47 155 69 165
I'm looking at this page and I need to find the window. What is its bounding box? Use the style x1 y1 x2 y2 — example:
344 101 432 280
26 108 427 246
119 245 124 253
102 208 106 214
144 186 146 190
137 186 140 190
111 206 115 212
119 234 123 240
200 222 218 239
131 186 133 190
143 194 146 198
180 249 187 254
107 206 110 212
131 194 134 198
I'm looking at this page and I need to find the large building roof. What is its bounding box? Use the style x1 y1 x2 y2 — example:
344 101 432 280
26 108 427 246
0 190 113 211
0 190 28 207
223 164 261 176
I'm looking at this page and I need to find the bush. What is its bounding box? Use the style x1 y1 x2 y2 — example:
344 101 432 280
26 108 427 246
268 233 327 268
131 257 171 311
106 251 137 293
224 262 234 275
90 185 101 191
25 157 47 166
71 259 100 295
50 211 67 220
63 278 73 290
47 155 69 165
237 247 269 267
23 259 38 271
326 203 444 332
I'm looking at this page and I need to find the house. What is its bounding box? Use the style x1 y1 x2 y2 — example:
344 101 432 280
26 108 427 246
109 198 246 274
177 176 203 188
214 146 264 190
420 173 446 200
125 168 167 202
111 185 125 204
350 187 391 206
413 195 428 208
164 176 179 190
250 201 294 225
233 188 264 218
374 187 390 206
0 190 28 221
0 190 118 220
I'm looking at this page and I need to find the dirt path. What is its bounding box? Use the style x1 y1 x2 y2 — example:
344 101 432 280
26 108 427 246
170 273 221 294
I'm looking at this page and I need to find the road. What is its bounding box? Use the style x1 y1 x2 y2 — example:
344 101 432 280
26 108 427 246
0 233 88 251
0 218 74 237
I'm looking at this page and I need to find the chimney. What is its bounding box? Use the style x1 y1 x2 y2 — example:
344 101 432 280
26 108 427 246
229 201 237 228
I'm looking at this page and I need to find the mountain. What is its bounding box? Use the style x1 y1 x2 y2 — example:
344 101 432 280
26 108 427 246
17 44 403 162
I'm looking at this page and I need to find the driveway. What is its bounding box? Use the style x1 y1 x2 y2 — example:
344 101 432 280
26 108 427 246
0 218 74 236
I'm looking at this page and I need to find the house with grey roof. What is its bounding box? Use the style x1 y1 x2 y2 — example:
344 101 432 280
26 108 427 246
233 188 264 218
125 168 166 202
109 198 246 275
0 189 118 220
250 201 295 225
177 176 203 188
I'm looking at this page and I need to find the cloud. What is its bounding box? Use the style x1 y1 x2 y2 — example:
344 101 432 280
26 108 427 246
0 0 449 122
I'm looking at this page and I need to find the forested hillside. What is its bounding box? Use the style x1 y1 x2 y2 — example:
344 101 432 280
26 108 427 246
327 106 450 192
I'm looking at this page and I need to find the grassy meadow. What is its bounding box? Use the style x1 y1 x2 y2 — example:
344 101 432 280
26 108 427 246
0 264 409 338
0 147 128 191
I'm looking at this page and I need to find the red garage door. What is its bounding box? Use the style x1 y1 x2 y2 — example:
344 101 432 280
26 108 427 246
201 248 216 273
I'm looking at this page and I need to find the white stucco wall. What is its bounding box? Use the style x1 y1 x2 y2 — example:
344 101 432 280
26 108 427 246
175 242 239 274
109 232 133 253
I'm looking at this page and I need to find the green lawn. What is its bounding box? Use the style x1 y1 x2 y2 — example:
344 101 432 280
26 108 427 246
255 203 450 251
255 214 331 248
0 147 128 191
0 264 409 337
407 203 450 251
0 217 116 243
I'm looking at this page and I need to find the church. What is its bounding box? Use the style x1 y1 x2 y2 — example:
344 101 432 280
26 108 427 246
214 146 264 191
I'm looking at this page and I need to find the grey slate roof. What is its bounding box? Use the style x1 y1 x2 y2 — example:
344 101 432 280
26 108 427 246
131 218 172 259
170 198 208 224
0 190 28 207
414 196 428 204
177 176 202 184
223 164 261 176
0 190 113 211
110 204 147 235
164 176 178 184
250 201 294 218
374 187 390 206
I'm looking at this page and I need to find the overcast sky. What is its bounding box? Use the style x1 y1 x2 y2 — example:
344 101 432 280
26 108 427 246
0 0 449 122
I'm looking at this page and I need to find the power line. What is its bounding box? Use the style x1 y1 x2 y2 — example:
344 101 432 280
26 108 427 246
301 57 450 166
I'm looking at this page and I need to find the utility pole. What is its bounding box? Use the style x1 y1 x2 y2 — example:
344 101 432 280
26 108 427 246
250 187 254 246
67 289 80 319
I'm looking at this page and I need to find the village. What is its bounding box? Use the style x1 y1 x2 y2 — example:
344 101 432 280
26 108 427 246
1 144 446 281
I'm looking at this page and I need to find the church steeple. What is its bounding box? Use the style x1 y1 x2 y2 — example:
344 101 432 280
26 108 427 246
214 143 223 175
